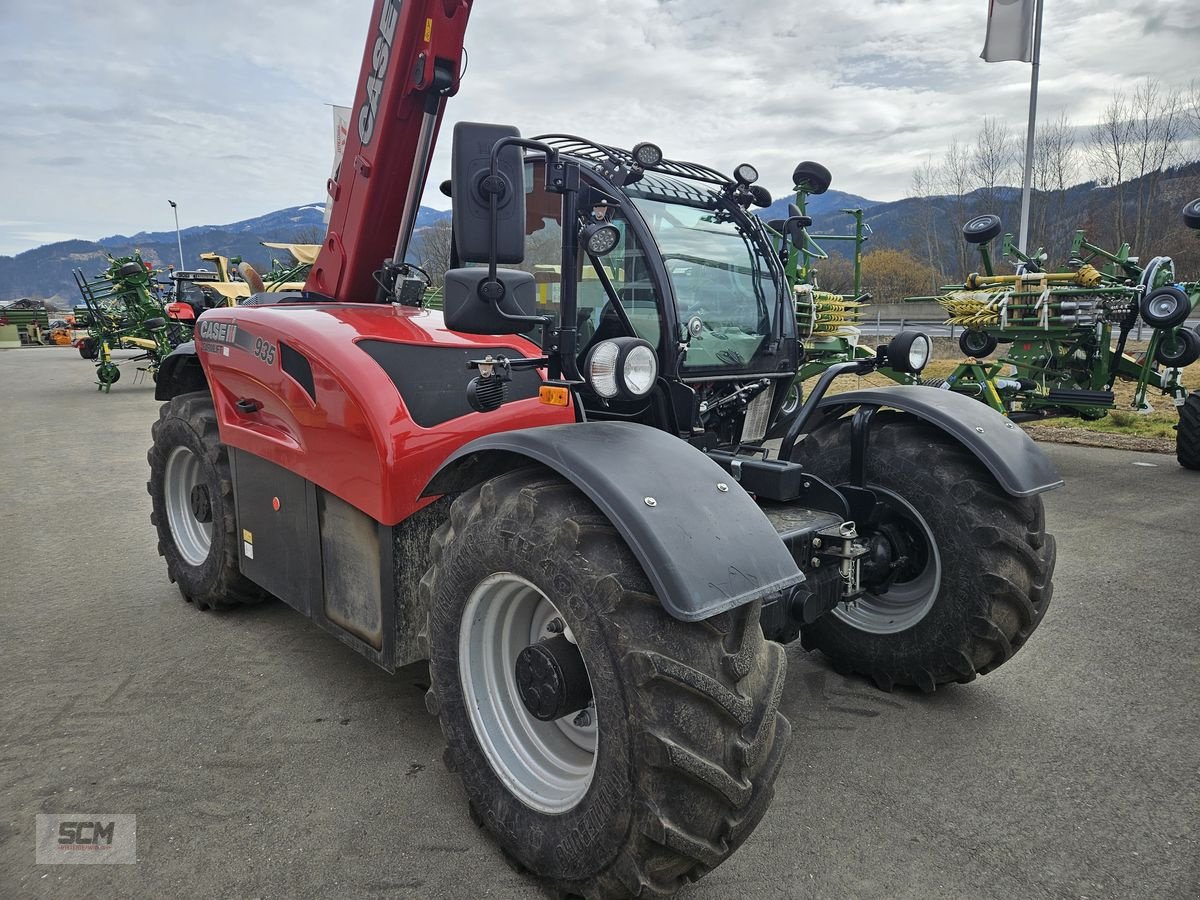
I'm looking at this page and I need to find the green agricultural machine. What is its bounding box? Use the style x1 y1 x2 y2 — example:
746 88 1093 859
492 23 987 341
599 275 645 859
73 251 192 391
765 162 911 435
909 200 1200 469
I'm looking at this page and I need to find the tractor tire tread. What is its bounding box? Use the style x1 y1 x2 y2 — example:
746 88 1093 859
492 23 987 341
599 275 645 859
797 417 1054 691
1178 391 1200 470
423 469 788 899
147 391 267 610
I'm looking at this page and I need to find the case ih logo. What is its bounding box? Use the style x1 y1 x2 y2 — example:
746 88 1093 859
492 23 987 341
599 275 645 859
199 320 238 344
36 814 136 864
357 0 402 146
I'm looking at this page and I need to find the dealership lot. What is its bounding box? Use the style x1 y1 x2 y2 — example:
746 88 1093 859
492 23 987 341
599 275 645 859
1 348 1196 899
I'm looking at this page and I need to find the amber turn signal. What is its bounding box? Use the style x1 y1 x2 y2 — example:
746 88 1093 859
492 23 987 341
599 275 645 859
539 385 570 406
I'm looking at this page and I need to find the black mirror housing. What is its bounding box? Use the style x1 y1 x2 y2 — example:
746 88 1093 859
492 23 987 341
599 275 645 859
442 268 537 335
451 122 526 265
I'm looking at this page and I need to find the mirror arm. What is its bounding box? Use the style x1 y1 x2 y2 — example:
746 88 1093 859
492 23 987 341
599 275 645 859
778 358 876 459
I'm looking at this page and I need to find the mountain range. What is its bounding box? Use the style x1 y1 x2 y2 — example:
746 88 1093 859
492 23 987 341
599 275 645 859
5 161 1199 304
0 204 451 303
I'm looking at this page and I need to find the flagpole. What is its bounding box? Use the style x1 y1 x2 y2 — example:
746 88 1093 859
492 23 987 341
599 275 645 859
1017 0 1045 254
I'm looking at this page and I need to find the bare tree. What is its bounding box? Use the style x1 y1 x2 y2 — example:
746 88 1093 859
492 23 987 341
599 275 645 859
1089 80 1189 250
1088 91 1134 246
1128 79 1187 249
939 139 975 275
414 218 454 286
908 157 943 276
1023 111 1078 259
971 117 1016 213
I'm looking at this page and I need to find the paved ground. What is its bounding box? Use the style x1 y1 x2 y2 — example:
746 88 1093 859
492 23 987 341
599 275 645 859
1 347 1197 899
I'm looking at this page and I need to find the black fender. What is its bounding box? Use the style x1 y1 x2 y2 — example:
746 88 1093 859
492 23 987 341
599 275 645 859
816 385 1063 497
154 342 208 401
422 422 806 622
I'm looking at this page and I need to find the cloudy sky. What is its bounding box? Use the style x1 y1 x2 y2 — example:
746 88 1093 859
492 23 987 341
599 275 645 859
1 0 1197 256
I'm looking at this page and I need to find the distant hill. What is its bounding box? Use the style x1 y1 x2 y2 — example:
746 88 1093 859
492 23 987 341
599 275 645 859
6 160 1199 305
0 203 452 304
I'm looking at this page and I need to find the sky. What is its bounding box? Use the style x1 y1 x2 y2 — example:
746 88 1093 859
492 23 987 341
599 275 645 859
1 0 1197 257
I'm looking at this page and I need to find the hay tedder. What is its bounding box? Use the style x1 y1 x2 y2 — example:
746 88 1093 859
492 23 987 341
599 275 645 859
910 202 1200 469
765 162 911 435
72 252 193 391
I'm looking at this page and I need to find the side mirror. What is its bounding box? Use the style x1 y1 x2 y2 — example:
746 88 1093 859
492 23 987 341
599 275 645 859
442 268 537 335
451 122 526 265
767 213 810 251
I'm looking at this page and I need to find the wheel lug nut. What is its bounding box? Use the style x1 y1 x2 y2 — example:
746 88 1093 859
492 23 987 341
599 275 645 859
573 710 591 727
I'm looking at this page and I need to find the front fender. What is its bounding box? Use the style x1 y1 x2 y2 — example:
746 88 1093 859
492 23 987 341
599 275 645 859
422 422 805 622
154 342 208 401
817 385 1063 497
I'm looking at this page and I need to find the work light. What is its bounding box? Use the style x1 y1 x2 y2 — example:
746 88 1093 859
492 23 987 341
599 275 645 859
585 337 658 399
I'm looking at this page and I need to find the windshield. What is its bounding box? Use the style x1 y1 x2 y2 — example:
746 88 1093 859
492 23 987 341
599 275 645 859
633 197 779 371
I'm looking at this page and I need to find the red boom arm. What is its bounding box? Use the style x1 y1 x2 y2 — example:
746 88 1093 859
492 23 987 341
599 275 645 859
307 0 473 302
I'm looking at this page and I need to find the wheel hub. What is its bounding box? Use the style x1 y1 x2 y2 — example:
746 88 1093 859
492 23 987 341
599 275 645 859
189 484 213 523
458 573 597 813
515 635 592 722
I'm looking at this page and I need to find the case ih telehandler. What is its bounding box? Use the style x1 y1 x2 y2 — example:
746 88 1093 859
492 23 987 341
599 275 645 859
147 1 1061 894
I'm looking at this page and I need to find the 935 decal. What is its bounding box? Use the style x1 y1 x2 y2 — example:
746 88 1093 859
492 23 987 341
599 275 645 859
253 337 277 365
197 318 275 366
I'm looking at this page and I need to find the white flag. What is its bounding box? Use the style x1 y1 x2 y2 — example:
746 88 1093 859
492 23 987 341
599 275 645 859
324 104 352 224
980 0 1035 63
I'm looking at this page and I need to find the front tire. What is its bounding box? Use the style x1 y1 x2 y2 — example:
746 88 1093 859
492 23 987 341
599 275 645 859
422 468 789 898
795 414 1056 691
147 392 267 610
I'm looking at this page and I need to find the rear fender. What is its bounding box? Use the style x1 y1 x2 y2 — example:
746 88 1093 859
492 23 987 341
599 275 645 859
422 422 805 622
816 385 1063 497
154 342 209 401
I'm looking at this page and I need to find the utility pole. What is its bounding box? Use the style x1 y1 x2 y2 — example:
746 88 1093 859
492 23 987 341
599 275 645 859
168 200 185 270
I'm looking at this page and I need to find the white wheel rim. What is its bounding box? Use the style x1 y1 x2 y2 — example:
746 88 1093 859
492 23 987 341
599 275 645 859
164 445 213 567
459 573 597 814
832 487 941 634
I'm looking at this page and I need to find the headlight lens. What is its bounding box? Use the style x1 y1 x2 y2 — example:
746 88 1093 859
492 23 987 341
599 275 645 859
586 337 657 399
908 334 931 371
623 344 657 396
885 330 932 374
587 340 621 398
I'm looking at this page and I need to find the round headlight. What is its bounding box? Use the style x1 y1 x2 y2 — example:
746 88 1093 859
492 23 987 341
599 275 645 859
585 337 657 400
632 142 663 167
581 221 621 256
623 343 657 396
586 340 621 398
908 334 931 371
733 163 759 186
885 331 932 374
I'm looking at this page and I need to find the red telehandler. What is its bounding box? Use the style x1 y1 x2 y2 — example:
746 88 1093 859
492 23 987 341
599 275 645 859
148 1 1061 895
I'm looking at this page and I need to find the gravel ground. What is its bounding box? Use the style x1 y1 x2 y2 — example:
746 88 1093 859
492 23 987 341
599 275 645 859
2 347 1197 899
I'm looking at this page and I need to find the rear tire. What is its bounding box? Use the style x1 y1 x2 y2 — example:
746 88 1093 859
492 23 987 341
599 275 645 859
1154 328 1200 368
795 414 1055 691
422 468 789 898
963 214 1003 245
1179 391 1200 470
1141 286 1191 329
959 329 999 359
78 337 98 360
791 161 831 195
147 392 267 610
